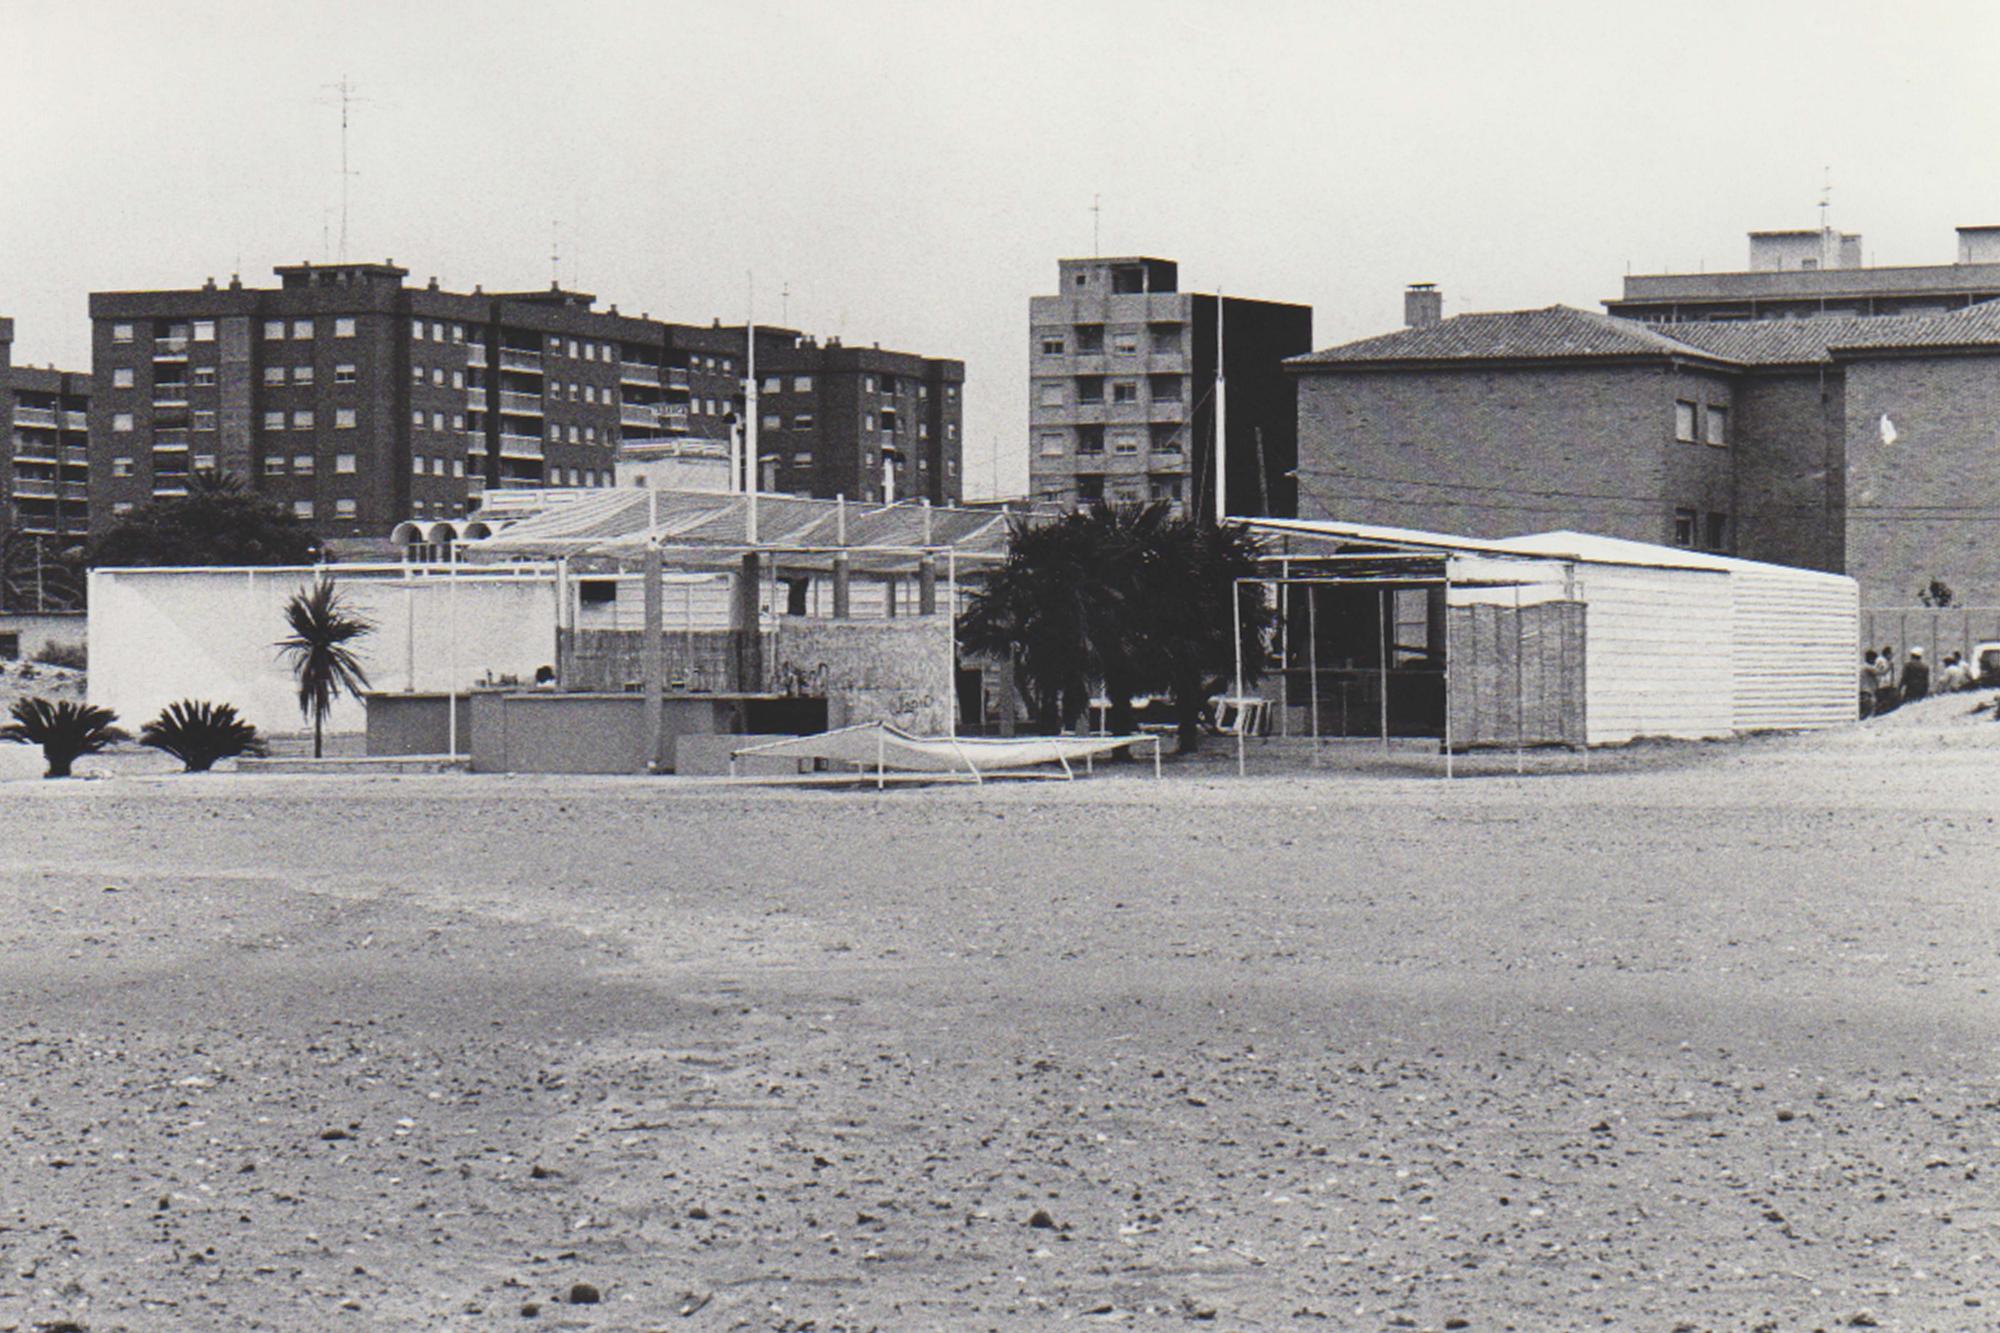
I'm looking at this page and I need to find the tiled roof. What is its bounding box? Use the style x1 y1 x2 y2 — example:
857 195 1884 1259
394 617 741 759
1290 305 1727 367
1292 302 2000 371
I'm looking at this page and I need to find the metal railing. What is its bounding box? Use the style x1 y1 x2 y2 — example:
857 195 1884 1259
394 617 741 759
621 361 661 386
12 406 57 428
499 348 543 373
466 343 489 367
499 432 543 458
497 390 544 415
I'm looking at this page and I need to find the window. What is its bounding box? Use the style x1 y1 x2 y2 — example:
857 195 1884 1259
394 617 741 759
1077 475 1105 502
583 385 595 404
567 425 580 443
413 455 427 476
292 410 314 429
1077 425 1105 454
1076 377 1104 403
1039 432 1065 457
546 424 559 442
113 501 134 515
1150 375 1182 401
192 453 216 473
452 323 464 342
452 412 464 430
1152 477 1184 502
111 456 134 477
453 459 464 478
1672 507 1697 547
264 320 285 340
794 412 814 429
112 323 134 343
1112 330 1139 355
193 410 216 431
411 365 425 385
585 426 596 443
192 320 215 343
1038 382 1064 407
431 368 445 386
335 453 357 473
412 319 425 340
568 383 579 402
1112 381 1138 404
192 366 216 386
293 319 313 339
112 367 134 389
919 421 930 439
1112 430 1141 455
335 363 356 384
335 317 356 338
293 453 315 474
864 375 877 393
293 365 314 385
1674 400 1697 443
264 366 286 385
794 375 812 391
1039 333 1065 355
762 413 781 430
263 411 284 431
864 413 876 432
335 408 357 429
432 411 445 430
431 323 443 342
1706 405 1729 447
293 500 314 519
264 455 285 475
1704 511 1729 551
335 498 357 517
452 370 464 389
412 409 424 426
567 339 579 359
432 457 445 476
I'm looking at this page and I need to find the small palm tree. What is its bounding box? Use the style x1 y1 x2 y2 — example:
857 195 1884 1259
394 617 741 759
140 699 268 772
275 578 373 758
1 697 130 778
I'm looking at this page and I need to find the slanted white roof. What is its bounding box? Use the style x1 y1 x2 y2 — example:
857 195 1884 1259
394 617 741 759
1490 530 1854 584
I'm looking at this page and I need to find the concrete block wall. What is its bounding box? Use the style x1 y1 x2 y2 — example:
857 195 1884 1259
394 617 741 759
768 615 955 734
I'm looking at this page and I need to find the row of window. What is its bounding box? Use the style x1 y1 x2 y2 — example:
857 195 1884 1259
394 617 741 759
1038 327 1181 357
1673 400 1729 446
1038 428 1180 457
1036 378 1181 407
1062 475 1186 504
1671 507 1730 552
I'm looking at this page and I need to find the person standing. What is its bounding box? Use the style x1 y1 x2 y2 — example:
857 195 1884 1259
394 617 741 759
1873 646 1900 712
1860 649 1879 718
1902 647 1931 703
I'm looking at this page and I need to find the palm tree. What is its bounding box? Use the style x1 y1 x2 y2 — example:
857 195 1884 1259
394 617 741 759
140 699 268 772
1 697 129 778
275 578 373 758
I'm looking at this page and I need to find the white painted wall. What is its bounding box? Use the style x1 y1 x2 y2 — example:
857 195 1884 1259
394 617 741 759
89 566 557 737
1568 563 1736 745
1729 563 1859 733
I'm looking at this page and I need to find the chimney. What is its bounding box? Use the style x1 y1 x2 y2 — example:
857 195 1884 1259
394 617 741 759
1404 283 1443 328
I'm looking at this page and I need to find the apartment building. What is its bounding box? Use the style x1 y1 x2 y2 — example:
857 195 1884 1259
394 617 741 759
89 261 966 539
0 318 91 545
1027 257 1311 518
1606 224 2000 322
754 338 965 504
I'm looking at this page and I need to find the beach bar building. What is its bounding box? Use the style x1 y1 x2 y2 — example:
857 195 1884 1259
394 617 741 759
1238 518 1858 755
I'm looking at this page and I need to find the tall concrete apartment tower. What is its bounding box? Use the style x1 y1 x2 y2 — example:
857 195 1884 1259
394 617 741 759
1028 257 1311 518
0 317 92 549
90 262 966 540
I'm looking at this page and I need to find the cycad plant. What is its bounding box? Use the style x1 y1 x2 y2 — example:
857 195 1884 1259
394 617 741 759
1 697 129 778
140 699 268 772
275 578 373 758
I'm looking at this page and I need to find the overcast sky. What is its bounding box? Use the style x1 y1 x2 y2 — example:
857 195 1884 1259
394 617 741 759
7 0 2000 498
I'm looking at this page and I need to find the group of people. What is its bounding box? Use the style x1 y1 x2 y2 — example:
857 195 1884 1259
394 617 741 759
1861 645 1986 717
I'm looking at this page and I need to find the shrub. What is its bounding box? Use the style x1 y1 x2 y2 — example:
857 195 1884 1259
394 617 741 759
1 697 129 778
33 641 87 671
140 699 268 773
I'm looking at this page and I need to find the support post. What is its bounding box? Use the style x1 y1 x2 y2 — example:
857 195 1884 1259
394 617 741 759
1514 581 1525 776
832 492 851 619
1442 568 1453 780
642 542 664 772
735 551 764 692
1378 588 1390 751
1309 581 1320 766
918 555 938 616
1234 577 1246 777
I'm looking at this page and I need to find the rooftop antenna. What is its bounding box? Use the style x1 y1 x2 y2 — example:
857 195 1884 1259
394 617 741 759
1091 194 1102 257
320 75 370 262
781 281 790 327
550 221 561 288
1819 166 1833 231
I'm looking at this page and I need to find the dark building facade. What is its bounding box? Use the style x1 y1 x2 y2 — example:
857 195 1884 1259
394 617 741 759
88 262 964 540
0 317 92 546
1290 301 2000 607
1028 257 1311 518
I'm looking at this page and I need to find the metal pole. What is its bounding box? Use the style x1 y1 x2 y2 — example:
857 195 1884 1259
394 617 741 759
1514 581 1525 776
1214 291 1227 523
1278 557 1291 737
642 541 664 771
1378 588 1390 751
1233 577 1246 777
1442 567 1453 780
447 548 459 759
404 584 416 691
1308 579 1320 766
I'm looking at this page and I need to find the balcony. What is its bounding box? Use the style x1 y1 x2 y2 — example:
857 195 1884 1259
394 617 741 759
665 368 690 390
620 361 661 386
12 439 55 462
62 411 88 431
466 343 489 367
153 385 190 407
1148 399 1186 423
621 403 662 428
153 337 189 360
499 348 543 374
497 389 544 416
11 480 57 499
498 432 543 459
12 406 57 429
465 387 489 411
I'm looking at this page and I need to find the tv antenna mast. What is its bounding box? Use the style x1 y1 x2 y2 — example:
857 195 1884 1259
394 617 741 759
321 75 371 262
1091 194 1102 257
551 221 561 287
1818 166 1833 231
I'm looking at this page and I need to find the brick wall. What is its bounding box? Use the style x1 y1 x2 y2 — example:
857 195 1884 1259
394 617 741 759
1730 370 1844 573
1294 362 1682 542
1841 352 2000 605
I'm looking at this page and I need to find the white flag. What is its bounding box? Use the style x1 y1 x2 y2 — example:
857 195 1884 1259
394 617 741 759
1879 413 1898 446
